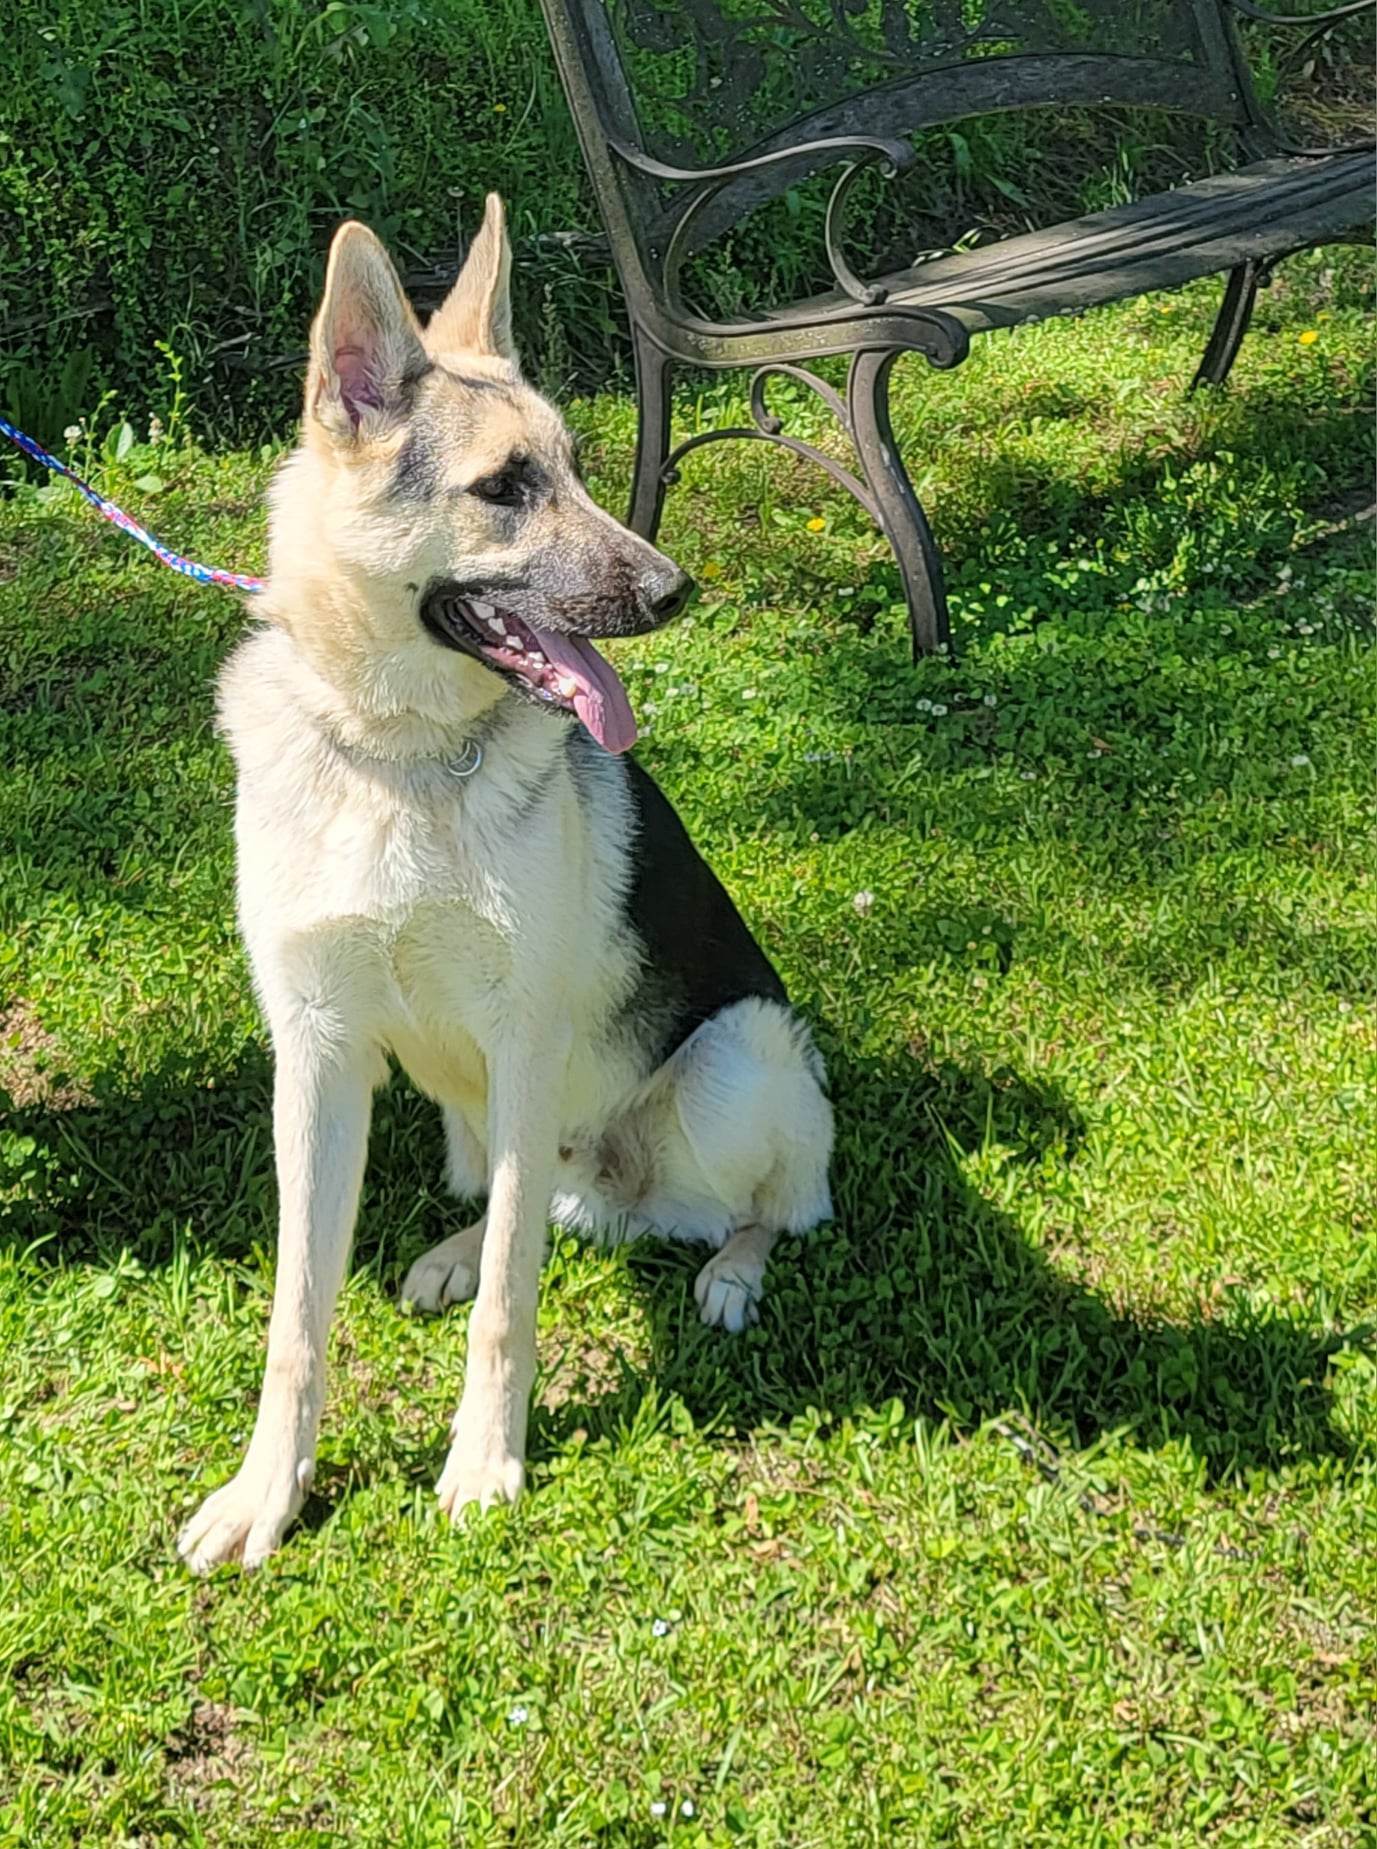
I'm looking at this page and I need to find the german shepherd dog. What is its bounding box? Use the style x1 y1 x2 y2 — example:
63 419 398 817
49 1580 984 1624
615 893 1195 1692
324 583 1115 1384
178 199 833 1572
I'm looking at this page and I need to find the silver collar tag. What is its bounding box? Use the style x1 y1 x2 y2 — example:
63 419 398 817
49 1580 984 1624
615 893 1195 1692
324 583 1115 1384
444 738 484 780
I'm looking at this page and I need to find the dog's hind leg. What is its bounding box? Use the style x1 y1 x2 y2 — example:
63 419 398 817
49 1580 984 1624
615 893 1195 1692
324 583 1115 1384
399 1106 488 1312
636 999 832 1329
441 1103 486 1200
401 1216 486 1313
694 1223 778 1332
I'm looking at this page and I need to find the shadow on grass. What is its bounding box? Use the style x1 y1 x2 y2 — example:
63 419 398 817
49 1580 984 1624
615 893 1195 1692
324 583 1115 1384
535 1051 1360 1486
2 1047 1356 1489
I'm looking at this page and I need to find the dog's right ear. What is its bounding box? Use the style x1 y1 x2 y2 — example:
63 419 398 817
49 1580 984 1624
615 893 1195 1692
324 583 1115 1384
308 222 429 443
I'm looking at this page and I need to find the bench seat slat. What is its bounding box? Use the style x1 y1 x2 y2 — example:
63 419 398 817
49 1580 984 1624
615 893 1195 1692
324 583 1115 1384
780 154 1373 334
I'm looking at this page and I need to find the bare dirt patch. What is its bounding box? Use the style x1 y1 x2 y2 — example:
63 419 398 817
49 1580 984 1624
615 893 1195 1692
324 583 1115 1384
165 1700 254 1812
0 1001 90 1111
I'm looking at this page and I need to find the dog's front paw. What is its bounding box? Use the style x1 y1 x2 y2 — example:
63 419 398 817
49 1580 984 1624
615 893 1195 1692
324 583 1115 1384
177 1457 310 1573
436 1412 525 1521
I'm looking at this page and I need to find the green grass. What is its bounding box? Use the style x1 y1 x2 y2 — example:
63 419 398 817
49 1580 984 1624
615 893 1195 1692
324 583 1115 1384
2 253 1375 1846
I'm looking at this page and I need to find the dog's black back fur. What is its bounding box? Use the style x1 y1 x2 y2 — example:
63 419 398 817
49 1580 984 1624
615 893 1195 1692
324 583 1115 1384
611 751 787 1066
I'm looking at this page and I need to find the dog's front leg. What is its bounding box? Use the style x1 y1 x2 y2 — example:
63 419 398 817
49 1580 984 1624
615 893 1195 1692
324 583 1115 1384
178 1026 378 1571
437 1025 568 1518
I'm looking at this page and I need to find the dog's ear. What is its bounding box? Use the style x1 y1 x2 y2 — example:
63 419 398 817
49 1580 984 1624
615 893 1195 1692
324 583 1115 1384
308 222 429 442
424 194 516 364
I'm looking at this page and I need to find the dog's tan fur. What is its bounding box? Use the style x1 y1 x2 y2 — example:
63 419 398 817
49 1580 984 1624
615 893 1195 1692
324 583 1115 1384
177 202 833 1573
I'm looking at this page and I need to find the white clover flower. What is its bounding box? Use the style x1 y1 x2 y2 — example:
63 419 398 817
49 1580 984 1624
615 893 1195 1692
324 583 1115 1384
651 1618 670 1637
508 1705 529 1725
1290 753 1311 768
1020 770 1036 781
741 687 757 700
915 698 933 713
1267 647 1282 659
1296 622 1314 635
983 693 998 707
681 1801 696 1818
650 1801 667 1818
931 703 948 717
852 890 875 916
63 424 81 443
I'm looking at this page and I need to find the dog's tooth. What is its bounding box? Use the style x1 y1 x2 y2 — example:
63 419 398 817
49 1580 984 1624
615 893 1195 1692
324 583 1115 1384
470 600 495 620
556 674 579 698
505 634 522 649
485 614 505 633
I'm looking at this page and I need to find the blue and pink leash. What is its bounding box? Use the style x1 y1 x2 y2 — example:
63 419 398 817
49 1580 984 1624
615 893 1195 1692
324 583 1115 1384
0 413 266 595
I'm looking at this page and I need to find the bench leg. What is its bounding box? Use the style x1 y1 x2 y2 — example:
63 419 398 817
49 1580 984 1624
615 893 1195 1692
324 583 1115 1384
847 349 950 659
1192 261 1265 392
628 327 673 541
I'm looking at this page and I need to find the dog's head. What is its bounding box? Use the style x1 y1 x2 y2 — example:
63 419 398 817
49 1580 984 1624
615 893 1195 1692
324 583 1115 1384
271 198 691 754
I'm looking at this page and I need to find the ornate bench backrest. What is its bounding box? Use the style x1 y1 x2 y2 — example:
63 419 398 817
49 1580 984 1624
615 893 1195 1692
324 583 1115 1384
539 0 1261 298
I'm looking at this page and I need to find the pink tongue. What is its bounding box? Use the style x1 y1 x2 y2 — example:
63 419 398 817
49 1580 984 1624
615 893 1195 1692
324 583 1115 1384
534 627 638 755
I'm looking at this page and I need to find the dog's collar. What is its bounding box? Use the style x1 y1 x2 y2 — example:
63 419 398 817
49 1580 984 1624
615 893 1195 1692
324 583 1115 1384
321 727 484 782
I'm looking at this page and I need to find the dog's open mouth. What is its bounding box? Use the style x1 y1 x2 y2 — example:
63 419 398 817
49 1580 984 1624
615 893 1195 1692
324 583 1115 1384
424 594 637 755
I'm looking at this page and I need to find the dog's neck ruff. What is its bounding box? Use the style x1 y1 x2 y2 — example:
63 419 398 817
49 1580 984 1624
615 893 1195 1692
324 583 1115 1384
321 726 484 783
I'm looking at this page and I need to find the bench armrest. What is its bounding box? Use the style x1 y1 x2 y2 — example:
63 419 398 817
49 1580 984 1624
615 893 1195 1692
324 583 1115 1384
612 134 915 313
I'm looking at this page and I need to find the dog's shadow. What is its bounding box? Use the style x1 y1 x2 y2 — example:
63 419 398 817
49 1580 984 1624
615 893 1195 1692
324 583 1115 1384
2 1045 1356 1495
536 1049 1360 1485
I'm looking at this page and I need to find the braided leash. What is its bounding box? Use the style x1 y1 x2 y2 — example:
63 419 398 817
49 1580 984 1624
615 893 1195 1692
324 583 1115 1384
0 413 266 595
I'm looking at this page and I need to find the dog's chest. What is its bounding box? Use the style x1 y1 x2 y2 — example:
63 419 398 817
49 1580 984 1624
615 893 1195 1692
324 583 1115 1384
245 769 519 986
321 794 473 917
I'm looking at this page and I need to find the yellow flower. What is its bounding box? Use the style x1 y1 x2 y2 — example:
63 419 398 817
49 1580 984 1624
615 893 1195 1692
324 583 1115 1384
493 102 507 113
700 560 723 580
1298 329 1319 346
1157 302 1173 313
806 516 826 532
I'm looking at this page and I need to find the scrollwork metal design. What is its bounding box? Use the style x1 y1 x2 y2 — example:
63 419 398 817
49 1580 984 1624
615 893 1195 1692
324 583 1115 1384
610 133 913 313
611 0 1205 163
1226 0 1370 24
659 361 879 522
824 158 894 305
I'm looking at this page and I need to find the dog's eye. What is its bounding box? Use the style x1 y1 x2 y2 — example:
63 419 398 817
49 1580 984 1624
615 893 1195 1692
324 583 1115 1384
469 471 522 507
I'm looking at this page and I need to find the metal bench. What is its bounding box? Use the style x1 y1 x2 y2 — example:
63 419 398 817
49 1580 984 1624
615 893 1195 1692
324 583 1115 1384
536 0 1375 654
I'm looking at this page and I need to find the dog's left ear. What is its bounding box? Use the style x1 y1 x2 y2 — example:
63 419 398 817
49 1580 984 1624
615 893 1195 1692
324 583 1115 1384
424 193 516 365
308 222 430 443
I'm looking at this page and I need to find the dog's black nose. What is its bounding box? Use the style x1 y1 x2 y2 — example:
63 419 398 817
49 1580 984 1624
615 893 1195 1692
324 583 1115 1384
647 570 694 622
